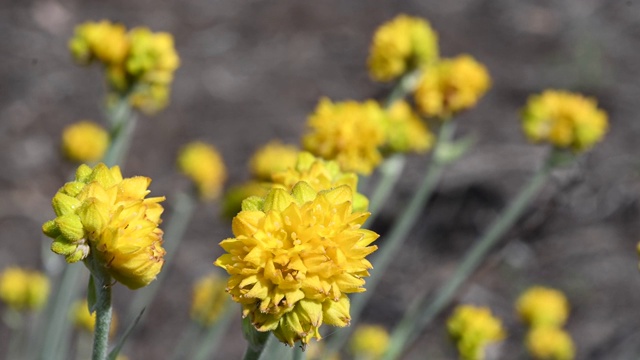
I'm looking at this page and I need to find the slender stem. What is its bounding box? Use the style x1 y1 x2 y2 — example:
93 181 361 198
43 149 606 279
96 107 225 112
103 97 137 168
382 152 557 360
5 310 25 360
365 155 406 226
87 257 113 360
242 317 272 360
384 69 422 107
292 345 306 360
192 301 236 360
243 332 271 360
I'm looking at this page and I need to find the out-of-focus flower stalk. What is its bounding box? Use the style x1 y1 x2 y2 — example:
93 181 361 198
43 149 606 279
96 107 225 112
382 149 564 360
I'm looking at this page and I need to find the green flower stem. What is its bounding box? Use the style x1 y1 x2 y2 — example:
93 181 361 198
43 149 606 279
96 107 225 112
192 301 237 360
365 155 406 227
103 96 137 167
4 309 25 360
384 69 422 108
242 319 272 360
86 256 114 360
292 346 306 360
127 190 197 322
323 121 456 356
382 150 559 360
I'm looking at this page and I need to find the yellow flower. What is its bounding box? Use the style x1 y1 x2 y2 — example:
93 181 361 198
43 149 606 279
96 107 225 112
69 20 129 65
0 267 50 312
368 15 439 82
126 27 180 80
271 152 369 212
70 299 118 337
221 181 272 220
215 182 379 346
447 305 506 360
383 100 434 154
303 98 386 175
249 141 300 181
190 273 229 326
414 55 491 119
521 90 608 152
61 121 110 163
526 327 575 360
177 141 227 201
516 286 569 328
349 324 390 359
42 163 166 289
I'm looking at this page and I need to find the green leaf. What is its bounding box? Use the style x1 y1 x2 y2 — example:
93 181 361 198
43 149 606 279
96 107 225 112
87 275 97 313
107 308 146 360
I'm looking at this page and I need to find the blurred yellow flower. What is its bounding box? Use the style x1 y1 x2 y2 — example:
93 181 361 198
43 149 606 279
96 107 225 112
42 163 166 289
69 20 129 65
249 141 300 181
303 98 386 175
521 90 608 152
215 183 379 346
61 121 109 163
414 55 491 119
177 141 227 201
71 299 118 337
0 267 49 312
349 324 390 359
368 14 439 82
516 286 569 328
447 305 505 360
383 100 434 154
190 273 229 327
526 327 575 360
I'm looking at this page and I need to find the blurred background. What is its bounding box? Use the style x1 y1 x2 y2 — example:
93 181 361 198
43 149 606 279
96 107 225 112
1 0 639 358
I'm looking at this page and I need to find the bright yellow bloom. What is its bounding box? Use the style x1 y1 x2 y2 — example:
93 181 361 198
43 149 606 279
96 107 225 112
271 152 369 212
368 15 439 82
303 98 386 175
42 163 166 289
526 327 575 360
447 305 506 360
70 299 118 336
516 286 569 328
349 324 390 359
249 141 300 181
177 141 227 201
383 100 434 154
521 90 608 152
190 273 229 326
0 268 50 312
215 182 379 346
61 121 109 163
414 55 491 119
69 20 129 65
221 181 272 220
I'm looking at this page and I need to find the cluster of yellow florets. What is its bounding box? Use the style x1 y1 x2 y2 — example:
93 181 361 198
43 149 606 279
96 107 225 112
177 141 227 201
69 20 180 114
190 273 229 327
383 100 434 154
447 305 506 360
61 121 110 163
249 141 300 181
521 90 608 152
42 163 166 289
0 267 50 312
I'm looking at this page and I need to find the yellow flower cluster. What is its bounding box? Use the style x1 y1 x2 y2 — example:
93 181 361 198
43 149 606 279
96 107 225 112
368 14 439 82
517 286 575 360
447 305 505 360
302 98 387 175
69 20 180 114
177 141 227 201
414 55 491 119
215 182 378 346
70 299 118 337
383 100 434 154
0 267 50 312
61 121 110 163
190 273 229 327
521 90 608 152
349 324 390 360
249 141 300 181
42 163 166 289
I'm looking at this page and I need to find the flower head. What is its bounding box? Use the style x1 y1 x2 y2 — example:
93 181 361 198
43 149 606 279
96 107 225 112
69 20 129 65
42 163 166 289
250 141 300 181
70 299 118 336
414 55 491 119
521 90 608 152
368 15 439 82
349 324 390 359
190 273 229 326
177 141 227 201
215 182 379 346
61 121 109 163
303 98 386 175
447 305 506 360
0 267 50 312
516 286 569 328
526 327 575 360
383 100 434 154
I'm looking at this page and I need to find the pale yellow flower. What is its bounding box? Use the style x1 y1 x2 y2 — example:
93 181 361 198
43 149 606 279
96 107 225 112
215 182 379 346
383 100 434 154
447 305 506 360
0 267 49 312
368 15 439 82
526 327 575 360
521 90 608 152
61 121 109 163
250 141 300 180
190 273 229 326
516 286 569 328
414 55 491 119
69 20 129 65
177 141 227 201
349 324 390 359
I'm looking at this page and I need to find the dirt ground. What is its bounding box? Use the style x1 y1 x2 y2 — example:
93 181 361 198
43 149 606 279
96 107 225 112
1 0 639 359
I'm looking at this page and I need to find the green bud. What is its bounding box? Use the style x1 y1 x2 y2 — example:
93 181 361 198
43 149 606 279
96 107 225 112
77 198 109 235
42 220 61 238
291 181 317 204
52 192 81 216
263 187 296 212
241 196 265 212
54 214 85 241
61 181 85 197
51 236 77 256
75 164 93 183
